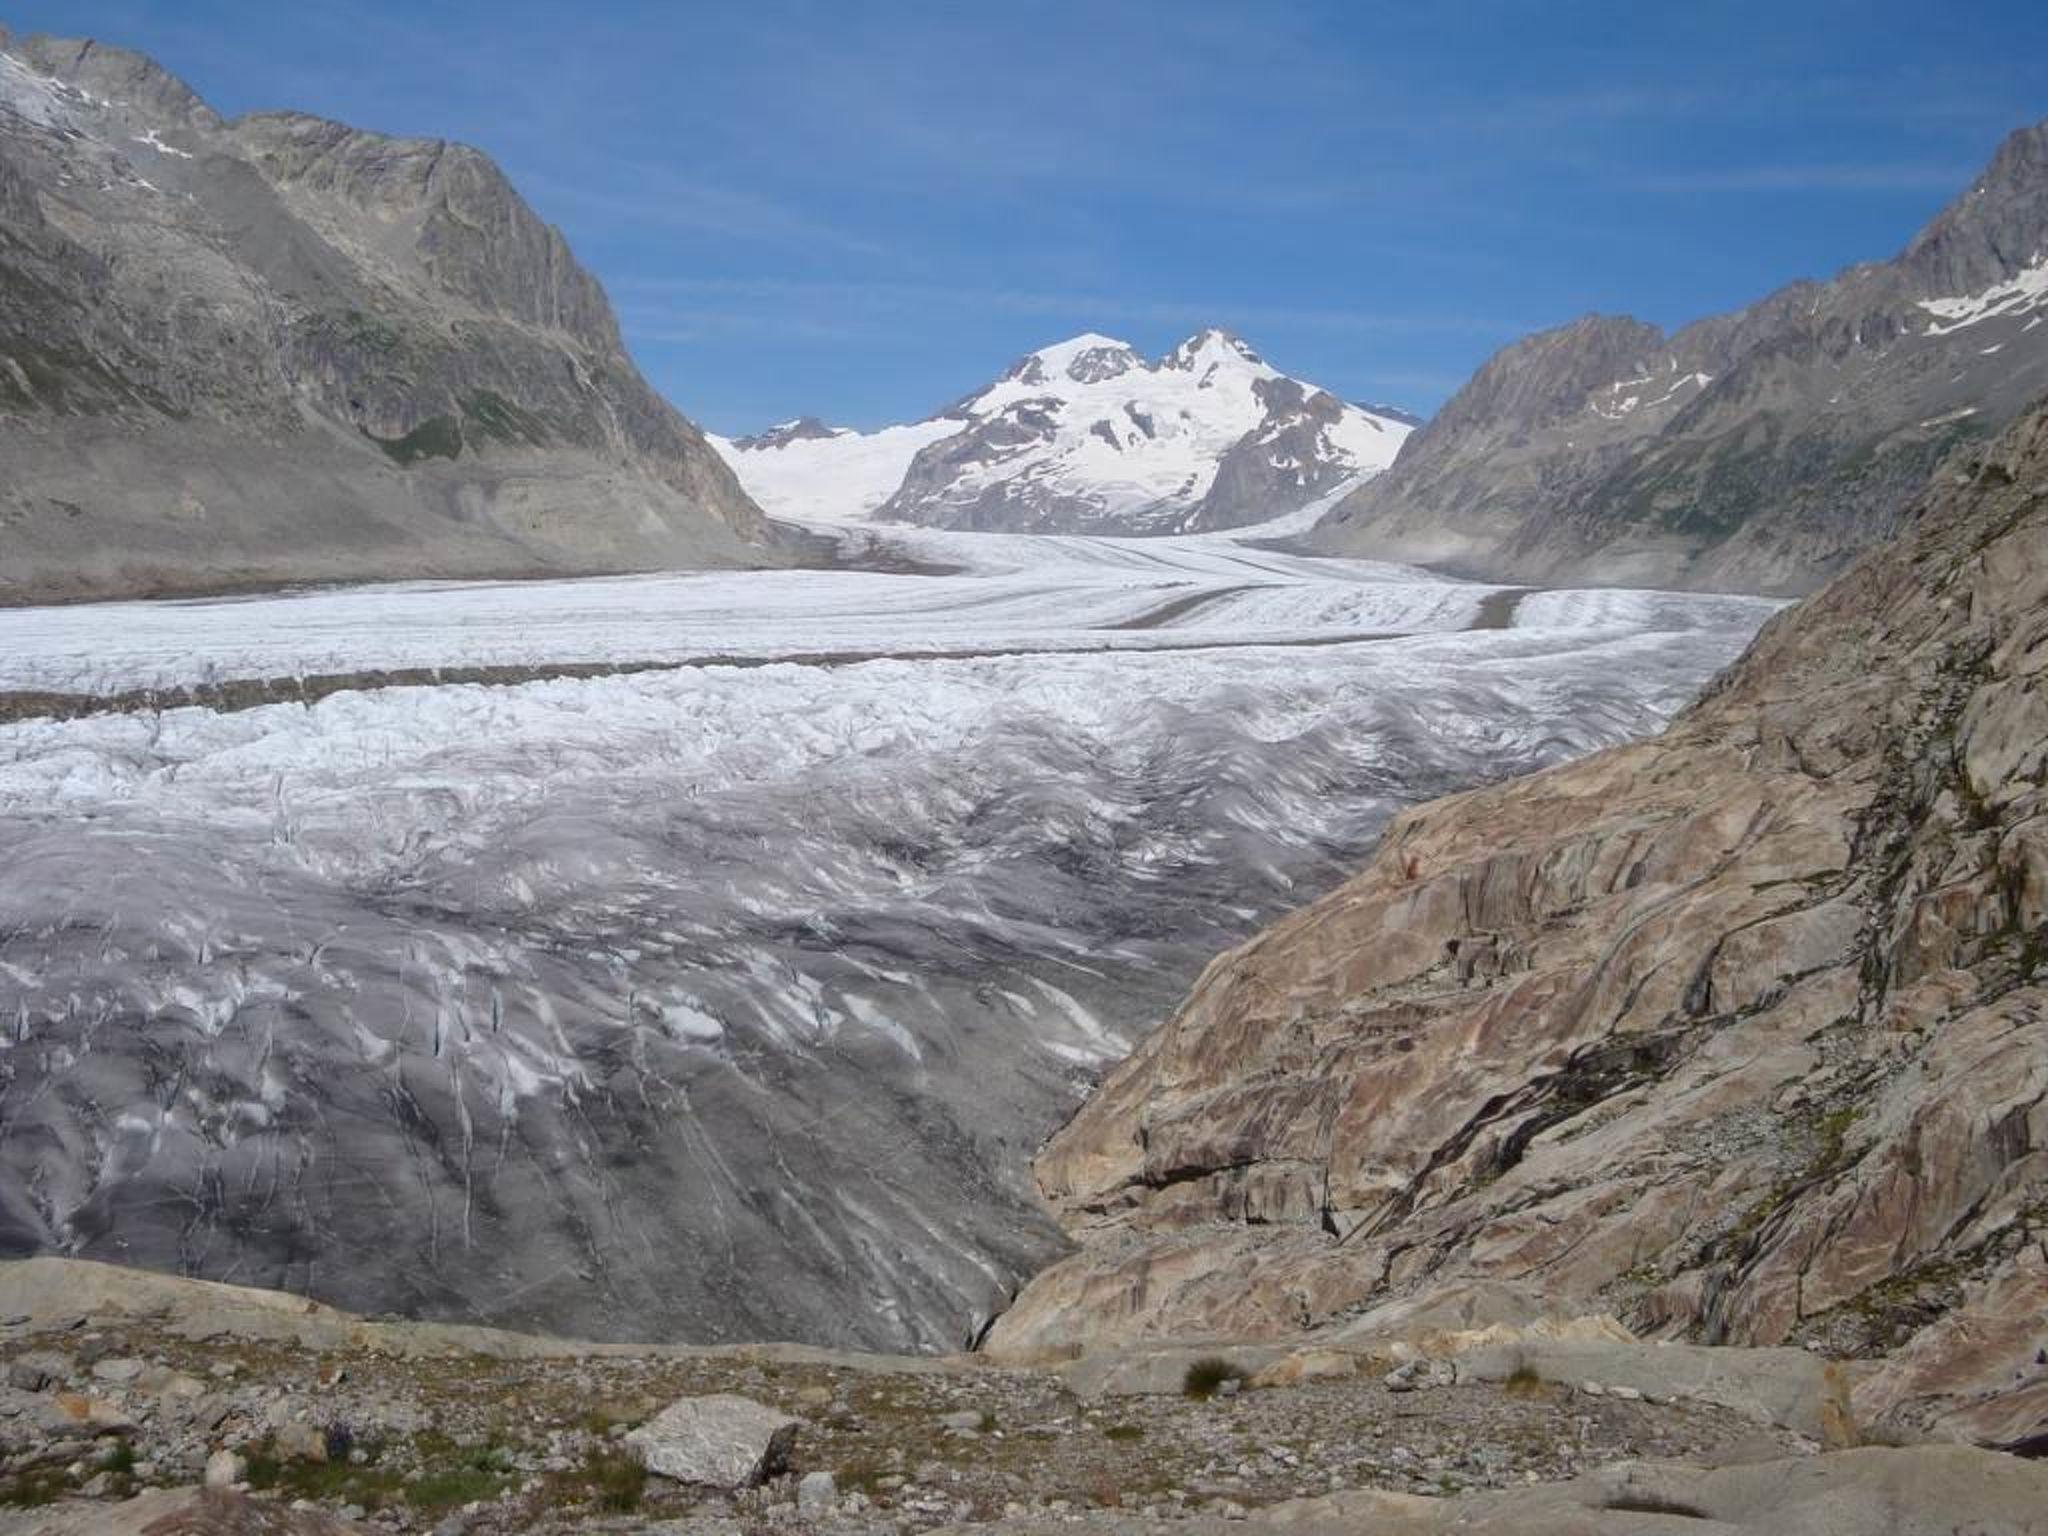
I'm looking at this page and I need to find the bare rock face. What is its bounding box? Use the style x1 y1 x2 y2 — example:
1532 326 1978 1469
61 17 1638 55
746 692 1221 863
0 30 772 602
992 404 2048 1450
1314 119 2048 596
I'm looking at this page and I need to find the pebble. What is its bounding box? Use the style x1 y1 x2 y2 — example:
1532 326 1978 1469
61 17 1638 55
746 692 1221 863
797 1470 837 1513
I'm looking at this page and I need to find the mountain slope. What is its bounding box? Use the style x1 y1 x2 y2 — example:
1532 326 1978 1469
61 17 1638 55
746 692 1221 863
716 330 1414 532
991 402 2048 1450
1313 119 2048 595
0 30 772 603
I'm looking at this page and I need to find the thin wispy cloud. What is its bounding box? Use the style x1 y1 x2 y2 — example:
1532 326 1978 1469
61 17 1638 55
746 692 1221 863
520 171 891 259
14 0 2044 430
1637 163 1979 193
613 276 1526 340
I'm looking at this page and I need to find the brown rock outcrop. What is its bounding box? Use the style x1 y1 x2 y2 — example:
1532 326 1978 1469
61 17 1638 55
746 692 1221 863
991 404 2048 1449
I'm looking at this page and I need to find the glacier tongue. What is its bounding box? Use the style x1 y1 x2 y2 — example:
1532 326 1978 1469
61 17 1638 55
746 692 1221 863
0 512 1777 1351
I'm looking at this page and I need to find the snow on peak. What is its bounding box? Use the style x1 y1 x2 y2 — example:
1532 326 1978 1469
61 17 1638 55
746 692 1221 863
1162 328 1265 372
713 329 1416 529
1917 254 2048 337
1005 334 1143 387
0 50 72 127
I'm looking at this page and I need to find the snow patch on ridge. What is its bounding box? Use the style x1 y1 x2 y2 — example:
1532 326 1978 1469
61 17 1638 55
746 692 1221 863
1918 256 2048 336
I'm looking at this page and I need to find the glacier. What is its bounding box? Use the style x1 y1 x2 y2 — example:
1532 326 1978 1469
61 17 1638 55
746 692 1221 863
0 488 1779 1350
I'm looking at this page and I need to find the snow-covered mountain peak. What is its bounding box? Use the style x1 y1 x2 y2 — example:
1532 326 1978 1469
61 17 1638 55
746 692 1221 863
716 329 1417 534
1162 327 1267 373
1006 333 1145 387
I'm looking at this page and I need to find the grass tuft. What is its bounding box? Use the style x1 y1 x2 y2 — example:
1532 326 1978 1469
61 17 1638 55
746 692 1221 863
1182 1357 1247 1400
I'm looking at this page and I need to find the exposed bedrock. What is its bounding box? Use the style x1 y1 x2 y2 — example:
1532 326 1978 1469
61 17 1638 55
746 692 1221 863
994 404 2048 1450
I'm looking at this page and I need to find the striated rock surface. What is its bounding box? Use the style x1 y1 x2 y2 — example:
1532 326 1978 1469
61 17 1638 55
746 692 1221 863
992 403 2048 1450
0 31 771 602
1314 119 2048 595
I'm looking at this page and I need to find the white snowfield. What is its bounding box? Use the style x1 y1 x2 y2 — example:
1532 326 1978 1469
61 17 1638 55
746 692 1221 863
713 330 1413 533
1918 254 2048 336
707 418 960 523
0 458 1783 1352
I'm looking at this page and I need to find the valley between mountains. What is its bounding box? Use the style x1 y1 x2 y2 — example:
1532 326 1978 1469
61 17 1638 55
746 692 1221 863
3 20 2048 1534
0 474 1777 1353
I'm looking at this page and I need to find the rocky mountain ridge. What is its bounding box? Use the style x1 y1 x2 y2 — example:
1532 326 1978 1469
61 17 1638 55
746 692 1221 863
1314 118 2048 595
0 30 773 603
992 399 2048 1453
714 330 1413 531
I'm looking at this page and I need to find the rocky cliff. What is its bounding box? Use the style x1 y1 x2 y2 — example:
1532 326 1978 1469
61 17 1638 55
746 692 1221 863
0 32 772 602
992 400 2048 1450
1313 120 2048 596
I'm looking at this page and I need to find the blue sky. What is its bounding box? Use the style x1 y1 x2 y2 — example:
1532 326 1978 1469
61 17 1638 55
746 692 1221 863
8 2 2045 432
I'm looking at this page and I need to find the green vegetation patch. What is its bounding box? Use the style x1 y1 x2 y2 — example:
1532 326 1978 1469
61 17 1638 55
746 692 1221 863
545 1447 647 1514
368 413 464 466
463 389 552 447
1182 1356 1248 1400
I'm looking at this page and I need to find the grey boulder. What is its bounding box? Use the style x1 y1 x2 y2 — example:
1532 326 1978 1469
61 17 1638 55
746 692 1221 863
624 1394 799 1488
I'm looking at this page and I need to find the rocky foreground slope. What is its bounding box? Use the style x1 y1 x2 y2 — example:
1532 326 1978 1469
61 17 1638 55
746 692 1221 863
1315 119 2048 595
0 31 771 603
6 1257 2048 1536
993 401 2048 1452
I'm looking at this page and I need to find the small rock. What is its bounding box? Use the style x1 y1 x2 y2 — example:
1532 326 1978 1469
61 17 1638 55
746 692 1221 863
797 1470 836 1513
90 1357 145 1385
1609 1385 1643 1402
1217 1377 1241 1398
79 1471 114 1498
1580 1381 1607 1397
37 1392 134 1438
274 1420 329 1463
205 1449 247 1488
7 1351 69 1392
939 1409 984 1432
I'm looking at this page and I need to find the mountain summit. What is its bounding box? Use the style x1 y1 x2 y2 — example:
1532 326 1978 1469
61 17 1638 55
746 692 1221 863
0 31 771 603
716 330 1413 533
1314 119 2048 595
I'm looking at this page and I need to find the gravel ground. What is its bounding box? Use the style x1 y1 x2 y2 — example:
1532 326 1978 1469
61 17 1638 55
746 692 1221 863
0 1312 1804 1533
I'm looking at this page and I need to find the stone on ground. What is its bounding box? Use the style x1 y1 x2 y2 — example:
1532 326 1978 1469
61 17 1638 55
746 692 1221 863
623 1393 799 1488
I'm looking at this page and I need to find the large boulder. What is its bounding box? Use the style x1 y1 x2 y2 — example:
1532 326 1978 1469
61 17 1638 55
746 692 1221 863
623 1393 799 1488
